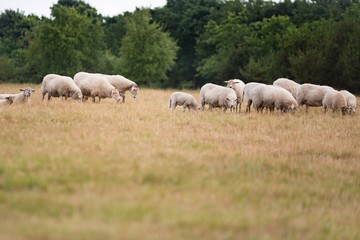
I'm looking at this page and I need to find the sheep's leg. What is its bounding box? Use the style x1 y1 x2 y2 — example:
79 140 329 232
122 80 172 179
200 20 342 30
47 94 51 101
92 96 96 102
323 106 327 113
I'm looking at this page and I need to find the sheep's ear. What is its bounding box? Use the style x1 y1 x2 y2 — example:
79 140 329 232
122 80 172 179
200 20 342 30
19 88 25 91
31 89 35 92
224 81 229 83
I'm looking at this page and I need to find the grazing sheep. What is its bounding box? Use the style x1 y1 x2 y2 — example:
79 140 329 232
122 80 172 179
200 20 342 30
322 89 348 116
74 72 138 103
0 96 15 106
168 92 200 112
76 75 123 103
225 79 245 113
200 83 237 112
95 74 138 103
41 74 83 101
273 78 300 100
340 90 357 114
199 83 218 111
252 85 298 113
296 83 333 112
243 82 266 112
0 88 35 104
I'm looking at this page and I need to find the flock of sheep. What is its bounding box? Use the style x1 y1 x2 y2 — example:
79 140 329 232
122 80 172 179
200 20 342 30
170 78 357 115
0 73 357 116
0 72 139 106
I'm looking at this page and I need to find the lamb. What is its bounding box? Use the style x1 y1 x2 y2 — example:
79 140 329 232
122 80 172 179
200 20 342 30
0 96 15 106
340 90 357 114
168 92 200 112
252 85 298 113
296 83 333 112
273 78 300 100
75 75 123 103
0 88 35 104
41 74 83 101
322 89 348 116
224 79 245 113
200 83 237 112
243 82 266 112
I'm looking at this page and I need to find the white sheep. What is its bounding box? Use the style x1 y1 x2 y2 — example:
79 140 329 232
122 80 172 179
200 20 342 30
76 75 123 103
252 85 298 113
168 92 200 112
322 89 348 116
273 78 300 100
243 82 266 112
200 83 237 112
0 96 15 106
74 72 138 103
224 79 245 113
340 90 357 114
296 83 333 112
95 74 138 103
199 83 217 111
0 88 35 104
41 74 83 101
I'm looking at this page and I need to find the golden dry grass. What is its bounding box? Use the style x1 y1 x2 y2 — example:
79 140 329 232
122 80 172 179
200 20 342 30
0 83 359 240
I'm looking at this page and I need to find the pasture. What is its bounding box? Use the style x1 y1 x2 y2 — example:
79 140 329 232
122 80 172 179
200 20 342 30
0 83 359 240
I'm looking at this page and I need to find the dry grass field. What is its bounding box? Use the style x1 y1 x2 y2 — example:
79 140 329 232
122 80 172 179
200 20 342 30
0 83 359 240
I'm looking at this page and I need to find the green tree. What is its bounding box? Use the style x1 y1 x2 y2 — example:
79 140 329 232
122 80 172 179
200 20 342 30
118 10 178 88
27 4 104 82
196 11 251 84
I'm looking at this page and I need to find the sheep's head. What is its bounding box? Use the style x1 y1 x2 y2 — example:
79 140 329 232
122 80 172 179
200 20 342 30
72 90 83 101
224 79 242 89
111 89 122 103
130 85 138 98
20 88 35 98
5 96 15 104
226 97 237 110
348 105 356 114
341 106 348 116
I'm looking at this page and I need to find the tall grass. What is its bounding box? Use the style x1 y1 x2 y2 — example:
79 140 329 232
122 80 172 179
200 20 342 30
0 84 359 240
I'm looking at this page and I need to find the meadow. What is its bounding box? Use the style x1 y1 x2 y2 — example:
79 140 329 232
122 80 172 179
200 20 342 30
0 83 359 240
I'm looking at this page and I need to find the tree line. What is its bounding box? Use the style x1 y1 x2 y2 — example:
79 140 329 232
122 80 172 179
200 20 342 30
1 0 360 92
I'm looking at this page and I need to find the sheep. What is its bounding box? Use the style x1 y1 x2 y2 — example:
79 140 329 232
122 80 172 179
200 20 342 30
168 92 200 112
273 78 300 100
252 85 298 113
95 74 138 103
224 79 245 113
243 82 266 112
0 88 35 104
41 74 83 101
75 75 123 103
199 83 219 111
322 89 348 116
0 96 15 106
340 90 357 114
74 72 138 103
296 83 333 112
200 83 237 112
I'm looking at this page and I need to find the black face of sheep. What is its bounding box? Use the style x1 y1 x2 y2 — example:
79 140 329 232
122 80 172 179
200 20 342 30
5 96 15 104
341 106 348 116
